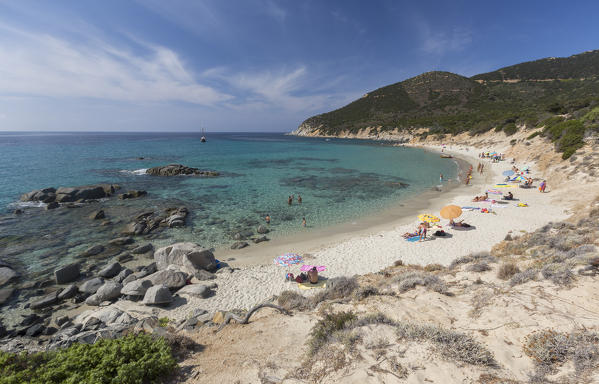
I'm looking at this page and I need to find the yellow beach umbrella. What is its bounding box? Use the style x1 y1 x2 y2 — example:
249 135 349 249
440 205 462 220
417 214 440 223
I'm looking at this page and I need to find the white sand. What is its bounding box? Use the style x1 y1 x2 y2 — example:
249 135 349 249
111 143 571 321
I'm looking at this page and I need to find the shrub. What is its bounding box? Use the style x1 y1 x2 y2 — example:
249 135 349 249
307 311 356 356
278 290 312 311
158 317 169 327
353 286 379 300
497 263 520 280
424 263 444 272
467 262 491 273
449 251 494 270
311 276 358 306
395 272 449 295
0 333 177 384
509 268 538 286
541 264 575 286
396 322 496 366
527 131 541 140
503 123 518 136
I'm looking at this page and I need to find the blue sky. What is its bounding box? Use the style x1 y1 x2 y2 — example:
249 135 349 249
0 0 598 132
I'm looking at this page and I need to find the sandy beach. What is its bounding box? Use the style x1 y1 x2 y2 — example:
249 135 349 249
109 141 572 321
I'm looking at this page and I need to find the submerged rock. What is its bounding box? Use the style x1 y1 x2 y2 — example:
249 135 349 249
30 291 59 309
89 210 105 220
78 244 105 258
0 288 15 305
146 164 219 177
0 267 17 287
131 243 153 254
118 190 147 199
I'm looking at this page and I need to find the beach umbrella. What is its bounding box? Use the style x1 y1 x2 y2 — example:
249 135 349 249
300 265 326 272
486 189 503 195
502 170 515 176
417 214 440 223
510 175 526 182
274 253 303 267
440 205 462 220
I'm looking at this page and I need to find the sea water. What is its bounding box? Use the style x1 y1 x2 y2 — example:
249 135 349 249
0 132 458 277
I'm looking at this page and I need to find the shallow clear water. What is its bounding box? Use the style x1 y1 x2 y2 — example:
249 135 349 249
0 132 458 276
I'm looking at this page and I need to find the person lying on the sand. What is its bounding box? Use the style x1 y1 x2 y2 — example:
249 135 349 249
472 192 488 202
449 219 471 228
403 231 419 238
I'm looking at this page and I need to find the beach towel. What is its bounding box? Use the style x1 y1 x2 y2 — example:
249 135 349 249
517 203 529 207
487 189 503 195
405 235 420 242
298 280 327 290
461 206 480 210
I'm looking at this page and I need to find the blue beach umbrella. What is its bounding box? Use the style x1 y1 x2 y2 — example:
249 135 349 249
502 170 515 176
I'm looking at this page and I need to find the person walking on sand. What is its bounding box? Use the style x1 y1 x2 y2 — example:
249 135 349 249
297 195 302 204
302 217 306 227
265 214 271 224
539 180 547 193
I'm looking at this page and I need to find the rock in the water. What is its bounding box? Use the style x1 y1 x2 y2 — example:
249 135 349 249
146 270 187 290
98 262 122 278
114 268 133 283
121 279 153 296
230 241 249 250
80 277 104 294
256 225 269 234
0 267 17 287
54 263 80 284
142 285 173 305
21 314 42 326
13 209 23 215
30 291 59 309
46 202 60 210
109 237 134 246
94 281 122 302
118 190 147 199
79 244 104 257
253 235 269 244
89 210 105 220
154 243 217 273
57 284 78 300
146 164 219 177
0 288 14 305
131 243 153 254
177 284 214 298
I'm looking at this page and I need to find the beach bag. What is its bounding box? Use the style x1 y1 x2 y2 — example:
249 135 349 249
434 230 445 236
295 275 303 283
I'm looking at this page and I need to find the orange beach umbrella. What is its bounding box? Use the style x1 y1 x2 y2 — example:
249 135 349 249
440 205 462 220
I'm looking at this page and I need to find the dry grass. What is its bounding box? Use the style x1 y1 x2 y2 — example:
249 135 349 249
394 272 449 295
277 290 312 311
509 268 539 286
497 262 520 280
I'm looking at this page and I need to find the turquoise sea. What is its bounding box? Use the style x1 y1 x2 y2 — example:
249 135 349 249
0 132 459 278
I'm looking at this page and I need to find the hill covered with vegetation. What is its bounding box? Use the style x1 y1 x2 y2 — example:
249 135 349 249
297 50 599 159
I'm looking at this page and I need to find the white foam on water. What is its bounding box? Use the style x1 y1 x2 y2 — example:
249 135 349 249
120 168 148 175
8 201 47 209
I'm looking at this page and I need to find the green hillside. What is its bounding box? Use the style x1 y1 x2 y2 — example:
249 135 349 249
298 50 599 158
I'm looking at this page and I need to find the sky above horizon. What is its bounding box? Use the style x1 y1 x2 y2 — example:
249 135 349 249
1 0 598 132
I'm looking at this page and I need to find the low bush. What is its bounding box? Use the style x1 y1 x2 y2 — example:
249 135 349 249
307 311 356 356
509 268 539 286
277 290 312 311
311 276 358 306
0 333 177 384
394 272 449 295
467 262 491 273
527 131 541 140
497 262 520 280
541 263 575 286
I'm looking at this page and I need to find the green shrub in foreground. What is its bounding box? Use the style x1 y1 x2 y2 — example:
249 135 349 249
0 333 176 384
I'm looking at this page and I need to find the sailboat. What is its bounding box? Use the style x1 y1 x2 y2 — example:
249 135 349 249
200 127 207 142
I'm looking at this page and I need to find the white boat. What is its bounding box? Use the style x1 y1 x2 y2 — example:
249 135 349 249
200 127 207 142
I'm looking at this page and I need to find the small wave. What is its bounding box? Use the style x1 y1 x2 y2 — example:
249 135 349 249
8 201 47 209
119 168 148 175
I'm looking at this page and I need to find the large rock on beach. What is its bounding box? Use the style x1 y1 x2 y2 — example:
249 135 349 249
146 270 187 290
131 243 153 254
30 291 59 309
98 262 122 278
121 279 153 297
256 225 269 234
54 263 80 284
57 284 78 300
0 267 17 286
94 281 122 302
231 241 249 250
80 277 104 294
46 202 60 210
146 164 219 177
154 243 217 274
177 283 215 299
142 285 173 305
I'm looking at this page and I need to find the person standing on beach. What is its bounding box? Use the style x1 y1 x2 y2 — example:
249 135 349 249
539 180 547 193
302 217 306 227
480 164 484 174
418 222 427 242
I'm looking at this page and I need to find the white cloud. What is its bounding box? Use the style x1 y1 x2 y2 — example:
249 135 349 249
0 23 232 105
418 22 472 55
